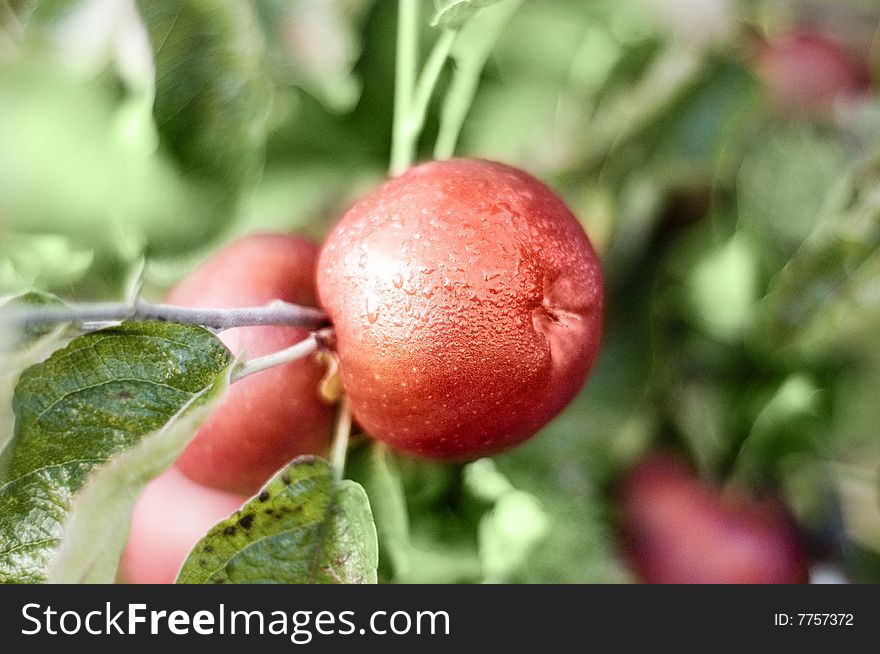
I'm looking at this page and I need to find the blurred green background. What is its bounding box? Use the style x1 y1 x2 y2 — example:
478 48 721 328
2 0 880 582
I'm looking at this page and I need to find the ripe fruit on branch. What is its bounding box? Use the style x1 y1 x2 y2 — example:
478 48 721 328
317 159 603 459
120 468 246 584
168 234 334 494
617 454 809 584
755 32 870 116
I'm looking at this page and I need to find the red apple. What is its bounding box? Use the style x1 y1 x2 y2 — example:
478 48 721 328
120 468 246 584
317 158 603 459
755 32 870 116
618 454 809 584
168 234 334 494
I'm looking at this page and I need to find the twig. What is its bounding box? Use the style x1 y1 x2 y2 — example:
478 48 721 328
433 0 522 160
390 0 420 175
330 396 352 483
407 28 457 154
1 299 330 333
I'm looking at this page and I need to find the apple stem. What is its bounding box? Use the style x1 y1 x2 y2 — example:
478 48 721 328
231 330 332 383
2 299 330 333
330 396 353 483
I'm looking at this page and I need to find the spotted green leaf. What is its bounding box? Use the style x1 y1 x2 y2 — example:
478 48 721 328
48 362 234 583
177 457 377 584
0 322 232 583
0 292 73 455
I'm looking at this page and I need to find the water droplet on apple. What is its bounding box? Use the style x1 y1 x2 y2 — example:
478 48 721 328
365 294 380 324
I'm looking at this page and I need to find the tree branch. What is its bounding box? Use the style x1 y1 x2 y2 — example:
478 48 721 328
1 299 330 333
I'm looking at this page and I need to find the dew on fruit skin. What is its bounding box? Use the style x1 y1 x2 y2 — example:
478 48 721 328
365 293 380 324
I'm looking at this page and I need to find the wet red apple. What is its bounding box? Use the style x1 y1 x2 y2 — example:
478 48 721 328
168 234 334 494
618 454 809 584
317 158 603 459
120 468 246 584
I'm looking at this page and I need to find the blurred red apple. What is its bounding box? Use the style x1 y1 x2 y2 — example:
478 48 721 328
755 32 870 116
167 234 334 495
618 453 809 584
120 468 246 584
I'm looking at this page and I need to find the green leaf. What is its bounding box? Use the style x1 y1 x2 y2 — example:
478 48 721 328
431 0 507 28
732 374 825 485
462 459 549 582
0 58 238 257
667 378 732 473
0 322 231 583
9 0 78 27
0 290 69 346
177 457 377 584
0 293 72 455
135 0 271 250
462 458 514 502
494 441 632 583
0 235 93 297
738 125 849 256
478 490 548 582
136 0 270 184
753 171 880 356
47 364 234 583
253 0 369 112
688 234 759 342
347 442 411 581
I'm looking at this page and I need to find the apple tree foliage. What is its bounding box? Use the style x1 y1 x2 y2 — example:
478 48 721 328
1 0 880 583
